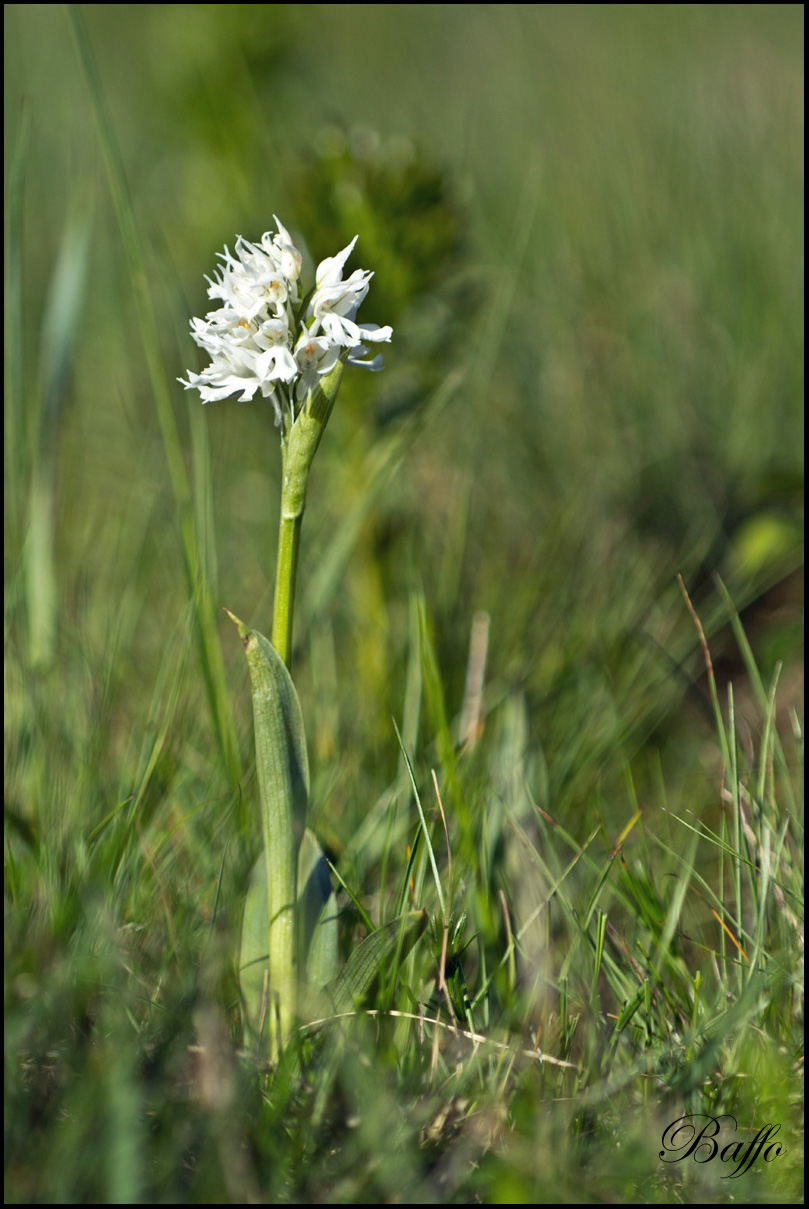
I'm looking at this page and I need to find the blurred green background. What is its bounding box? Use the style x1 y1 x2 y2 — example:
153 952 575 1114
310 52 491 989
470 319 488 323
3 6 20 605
5 4 804 1203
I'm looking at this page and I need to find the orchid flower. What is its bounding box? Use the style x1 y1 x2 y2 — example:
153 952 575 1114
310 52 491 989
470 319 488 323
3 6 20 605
180 218 391 431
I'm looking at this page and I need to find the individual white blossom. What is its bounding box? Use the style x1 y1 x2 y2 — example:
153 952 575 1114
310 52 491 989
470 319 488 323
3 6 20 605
308 237 393 349
180 217 391 425
293 324 341 403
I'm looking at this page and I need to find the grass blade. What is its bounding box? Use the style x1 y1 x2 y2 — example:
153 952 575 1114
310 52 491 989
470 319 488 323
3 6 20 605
393 718 446 919
328 911 428 1014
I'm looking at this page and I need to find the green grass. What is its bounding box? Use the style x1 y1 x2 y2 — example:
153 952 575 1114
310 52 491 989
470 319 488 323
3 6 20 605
5 4 804 1203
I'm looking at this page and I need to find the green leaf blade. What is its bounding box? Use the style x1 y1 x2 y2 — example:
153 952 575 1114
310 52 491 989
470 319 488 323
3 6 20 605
228 611 309 1057
328 910 428 1016
298 828 338 990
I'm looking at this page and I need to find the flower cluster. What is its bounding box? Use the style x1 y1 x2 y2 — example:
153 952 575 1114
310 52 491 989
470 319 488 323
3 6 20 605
179 217 392 426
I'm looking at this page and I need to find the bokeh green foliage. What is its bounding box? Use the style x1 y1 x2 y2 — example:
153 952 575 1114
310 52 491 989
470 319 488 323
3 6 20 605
5 3 803 1203
287 126 475 417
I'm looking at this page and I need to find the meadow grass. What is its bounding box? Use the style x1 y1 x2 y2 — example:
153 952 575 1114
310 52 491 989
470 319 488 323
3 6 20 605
5 5 803 1203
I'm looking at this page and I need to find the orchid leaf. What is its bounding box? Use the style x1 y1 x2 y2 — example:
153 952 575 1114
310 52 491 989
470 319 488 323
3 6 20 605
228 610 308 1057
240 828 338 1051
298 827 338 988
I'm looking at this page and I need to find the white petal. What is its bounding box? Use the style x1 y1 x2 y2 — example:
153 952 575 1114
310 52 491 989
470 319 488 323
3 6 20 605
315 236 358 289
356 322 393 343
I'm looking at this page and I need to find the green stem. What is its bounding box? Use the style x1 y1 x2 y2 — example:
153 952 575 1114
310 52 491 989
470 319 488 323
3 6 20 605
257 364 346 1053
271 505 303 668
269 361 348 669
